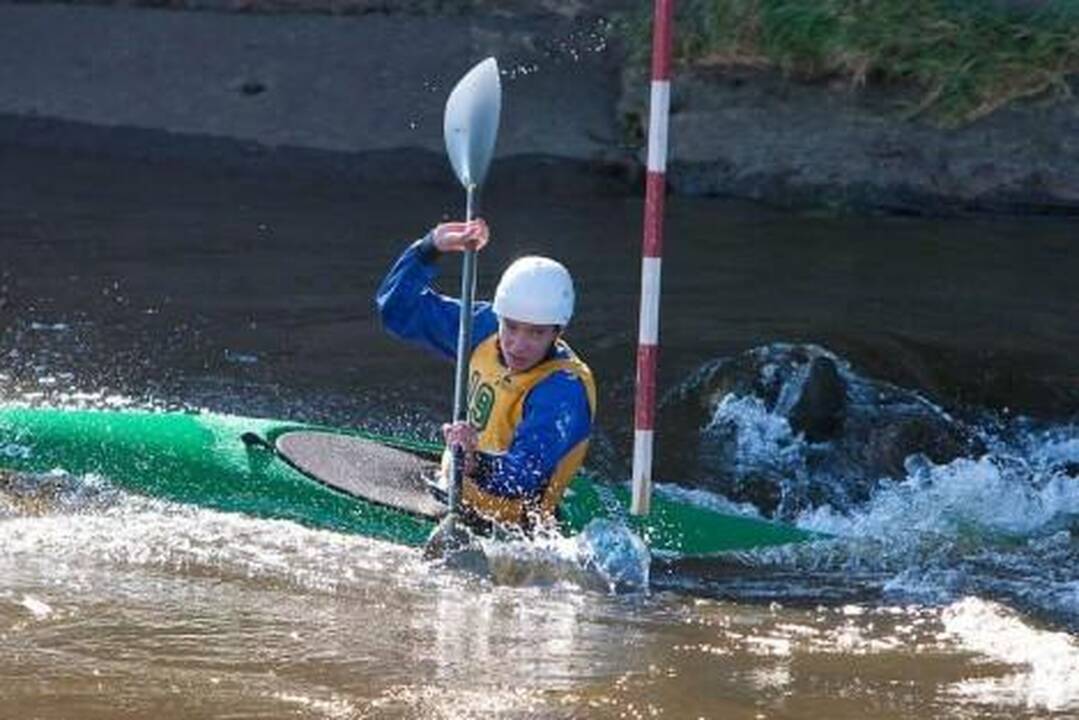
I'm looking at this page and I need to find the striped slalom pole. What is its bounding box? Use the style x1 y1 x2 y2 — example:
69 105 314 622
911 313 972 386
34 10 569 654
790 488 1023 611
631 0 674 516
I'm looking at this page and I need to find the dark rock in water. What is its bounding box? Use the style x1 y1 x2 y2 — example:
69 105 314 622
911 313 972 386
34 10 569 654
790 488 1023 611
665 344 836 428
656 343 986 519
788 356 846 442
863 414 976 479
724 470 784 519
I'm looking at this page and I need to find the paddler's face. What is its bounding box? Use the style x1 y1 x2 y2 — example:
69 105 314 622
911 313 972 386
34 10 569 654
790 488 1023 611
497 318 560 372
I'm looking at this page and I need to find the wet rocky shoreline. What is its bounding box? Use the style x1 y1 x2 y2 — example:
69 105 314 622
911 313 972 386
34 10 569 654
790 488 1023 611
2 1 1077 215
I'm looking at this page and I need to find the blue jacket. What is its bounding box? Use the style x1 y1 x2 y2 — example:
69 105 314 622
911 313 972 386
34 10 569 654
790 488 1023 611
375 236 593 500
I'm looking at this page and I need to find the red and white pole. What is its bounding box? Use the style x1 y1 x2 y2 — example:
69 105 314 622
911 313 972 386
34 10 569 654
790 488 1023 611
631 0 674 516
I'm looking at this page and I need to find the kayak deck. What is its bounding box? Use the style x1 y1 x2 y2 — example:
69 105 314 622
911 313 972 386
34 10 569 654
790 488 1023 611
273 430 445 520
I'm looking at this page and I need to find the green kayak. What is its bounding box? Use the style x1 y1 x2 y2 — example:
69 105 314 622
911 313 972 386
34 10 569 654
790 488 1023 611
0 406 817 556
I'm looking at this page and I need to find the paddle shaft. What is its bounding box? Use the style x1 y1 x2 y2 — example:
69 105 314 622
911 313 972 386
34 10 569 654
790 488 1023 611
427 57 500 551
448 183 479 512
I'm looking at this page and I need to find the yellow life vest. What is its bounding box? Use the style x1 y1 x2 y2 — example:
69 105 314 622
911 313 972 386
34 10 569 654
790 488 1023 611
445 333 596 527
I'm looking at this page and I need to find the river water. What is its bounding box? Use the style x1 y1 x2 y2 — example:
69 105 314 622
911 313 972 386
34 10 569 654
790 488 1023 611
1 134 1078 718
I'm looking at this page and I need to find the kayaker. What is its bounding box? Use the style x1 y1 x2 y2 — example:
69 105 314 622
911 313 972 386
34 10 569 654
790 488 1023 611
376 218 596 533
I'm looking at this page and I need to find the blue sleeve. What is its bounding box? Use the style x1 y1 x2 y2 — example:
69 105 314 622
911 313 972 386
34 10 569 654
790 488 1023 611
473 370 592 499
375 235 498 360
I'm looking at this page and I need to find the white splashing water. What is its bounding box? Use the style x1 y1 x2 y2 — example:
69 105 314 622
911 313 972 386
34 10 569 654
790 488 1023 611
480 519 650 594
707 395 805 477
696 388 1079 546
943 597 1079 712
655 483 763 518
1 469 650 600
18 594 53 620
0 493 428 596
575 518 650 592
799 453 1079 541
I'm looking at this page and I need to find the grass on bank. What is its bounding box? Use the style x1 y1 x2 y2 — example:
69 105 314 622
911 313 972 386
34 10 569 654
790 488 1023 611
624 0 1079 125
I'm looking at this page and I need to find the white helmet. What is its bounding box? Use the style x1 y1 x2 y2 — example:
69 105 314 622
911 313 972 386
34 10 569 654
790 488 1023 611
492 256 575 326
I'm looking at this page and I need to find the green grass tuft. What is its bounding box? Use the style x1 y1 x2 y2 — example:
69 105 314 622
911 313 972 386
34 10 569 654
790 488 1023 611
622 0 1079 125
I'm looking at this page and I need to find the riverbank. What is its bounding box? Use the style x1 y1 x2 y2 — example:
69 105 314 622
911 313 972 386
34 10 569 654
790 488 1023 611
1 1 1077 214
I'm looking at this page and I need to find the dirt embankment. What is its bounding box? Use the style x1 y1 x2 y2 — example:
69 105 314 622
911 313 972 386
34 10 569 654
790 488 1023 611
1 0 1077 214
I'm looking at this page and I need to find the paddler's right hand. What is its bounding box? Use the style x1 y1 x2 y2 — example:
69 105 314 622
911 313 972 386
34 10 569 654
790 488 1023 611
441 421 478 477
432 218 489 253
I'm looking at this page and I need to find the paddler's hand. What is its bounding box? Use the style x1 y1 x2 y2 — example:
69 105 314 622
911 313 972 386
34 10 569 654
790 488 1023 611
441 421 478 476
432 218 489 253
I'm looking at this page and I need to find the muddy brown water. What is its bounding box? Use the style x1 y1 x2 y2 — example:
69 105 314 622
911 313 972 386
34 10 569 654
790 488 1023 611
1 127 1078 718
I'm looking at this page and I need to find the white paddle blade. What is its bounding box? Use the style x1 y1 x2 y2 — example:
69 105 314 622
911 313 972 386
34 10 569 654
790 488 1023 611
443 57 502 189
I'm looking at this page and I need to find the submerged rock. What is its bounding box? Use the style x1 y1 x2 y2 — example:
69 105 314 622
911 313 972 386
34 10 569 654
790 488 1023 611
656 343 986 519
787 355 846 442
862 413 975 479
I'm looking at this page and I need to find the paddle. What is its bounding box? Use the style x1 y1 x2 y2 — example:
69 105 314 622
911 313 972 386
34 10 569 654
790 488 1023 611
424 57 502 559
